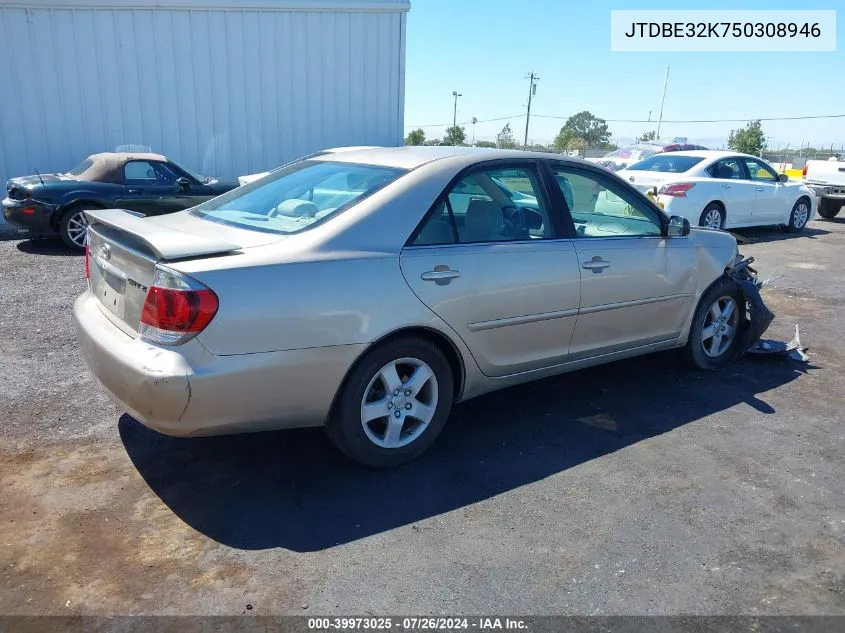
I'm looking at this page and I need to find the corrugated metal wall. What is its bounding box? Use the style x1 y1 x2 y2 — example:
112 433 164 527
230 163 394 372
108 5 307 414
0 0 407 186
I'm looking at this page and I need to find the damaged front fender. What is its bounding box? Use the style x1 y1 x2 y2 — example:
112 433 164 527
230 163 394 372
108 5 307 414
727 255 775 358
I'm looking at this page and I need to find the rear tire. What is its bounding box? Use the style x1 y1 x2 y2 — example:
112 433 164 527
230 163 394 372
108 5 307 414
683 279 747 370
699 203 725 230
784 197 811 232
58 204 97 250
818 198 842 219
326 337 454 467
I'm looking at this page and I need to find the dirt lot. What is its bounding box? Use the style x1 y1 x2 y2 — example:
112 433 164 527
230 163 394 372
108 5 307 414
1 218 844 616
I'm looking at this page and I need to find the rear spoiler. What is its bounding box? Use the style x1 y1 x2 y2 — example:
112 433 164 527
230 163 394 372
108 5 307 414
85 208 240 260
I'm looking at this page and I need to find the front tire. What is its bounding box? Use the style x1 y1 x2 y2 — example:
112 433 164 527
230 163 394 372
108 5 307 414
699 203 725 230
58 204 93 250
683 279 747 370
326 337 454 467
818 198 842 219
784 197 811 232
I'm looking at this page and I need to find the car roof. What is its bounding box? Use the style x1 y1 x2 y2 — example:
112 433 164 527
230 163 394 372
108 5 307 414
310 145 593 170
88 151 169 163
638 150 754 160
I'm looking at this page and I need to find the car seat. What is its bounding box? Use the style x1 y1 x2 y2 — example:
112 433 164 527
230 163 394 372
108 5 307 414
464 199 504 242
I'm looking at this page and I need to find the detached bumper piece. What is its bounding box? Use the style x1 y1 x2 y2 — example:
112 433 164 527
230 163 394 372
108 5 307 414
728 255 808 363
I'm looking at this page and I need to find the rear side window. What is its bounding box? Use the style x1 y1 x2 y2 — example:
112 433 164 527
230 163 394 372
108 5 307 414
627 155 704 173
411 165 555 245
191 160 405 235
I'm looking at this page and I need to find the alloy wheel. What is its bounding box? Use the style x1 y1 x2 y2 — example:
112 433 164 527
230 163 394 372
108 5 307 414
66 211 89 248
360 357 439 449
701 296 739 358
793 202 809 229
703 208 722 229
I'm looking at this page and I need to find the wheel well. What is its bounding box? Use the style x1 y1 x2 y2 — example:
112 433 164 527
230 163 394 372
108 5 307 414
796 195 811 208
328 327 466 422
53 201 104 229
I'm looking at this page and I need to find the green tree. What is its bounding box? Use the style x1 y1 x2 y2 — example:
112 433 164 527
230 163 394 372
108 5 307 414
405 128 426 146
475 140 497 148
639 130 657 142
443 125 466 146
553 111 611 149
423 138 442 146
567 137 587 154
728 120 766 155
496 123 518 149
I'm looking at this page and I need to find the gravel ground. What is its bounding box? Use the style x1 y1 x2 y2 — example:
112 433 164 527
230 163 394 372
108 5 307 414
1 218 844 616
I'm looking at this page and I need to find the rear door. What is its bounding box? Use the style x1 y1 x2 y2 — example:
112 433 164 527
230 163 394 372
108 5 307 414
400 161 581 377
705 157 756 226
548 162 697 359
742 157 787 223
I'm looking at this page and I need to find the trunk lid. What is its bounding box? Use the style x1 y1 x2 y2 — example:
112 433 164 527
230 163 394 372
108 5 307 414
85 208 280 335
615 170 677 193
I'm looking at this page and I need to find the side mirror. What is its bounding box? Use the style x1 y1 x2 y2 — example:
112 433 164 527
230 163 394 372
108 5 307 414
667 215 690 237
777 173 788 183
176 176 191 189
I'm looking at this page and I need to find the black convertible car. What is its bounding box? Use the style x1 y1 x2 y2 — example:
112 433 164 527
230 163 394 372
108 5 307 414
2 152 237 249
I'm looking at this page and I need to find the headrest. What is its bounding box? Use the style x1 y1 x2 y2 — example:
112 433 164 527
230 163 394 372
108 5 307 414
275 199 319 217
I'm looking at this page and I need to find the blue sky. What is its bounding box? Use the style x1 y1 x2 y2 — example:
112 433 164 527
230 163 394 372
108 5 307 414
404 0 844 149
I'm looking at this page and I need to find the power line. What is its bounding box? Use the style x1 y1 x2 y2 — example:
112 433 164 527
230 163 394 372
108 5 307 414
404 114 522 129
533 113 845 123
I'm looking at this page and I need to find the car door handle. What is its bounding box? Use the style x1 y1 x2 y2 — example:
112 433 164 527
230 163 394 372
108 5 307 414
421 268 460 283
721 184 732 189
755 187 765 192
582 258 610 271
127 189 142 194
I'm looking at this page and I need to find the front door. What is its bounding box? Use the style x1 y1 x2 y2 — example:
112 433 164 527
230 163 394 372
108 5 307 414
400 162 581 377
548 163 697 359
742 157 786 223
706 156 756 227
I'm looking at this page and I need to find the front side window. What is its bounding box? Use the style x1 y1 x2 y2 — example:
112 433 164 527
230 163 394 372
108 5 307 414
153 162 179 185
550 166 663 238
743 158 777 181
191 160 404 235
412 165 554 245
627 154 704 173
707 158 745 180
124 161 158 183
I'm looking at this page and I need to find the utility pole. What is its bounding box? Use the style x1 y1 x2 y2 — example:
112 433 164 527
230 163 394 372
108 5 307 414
523 72 539 150
471 117 478 146
452 91 462 128
655 66 669 139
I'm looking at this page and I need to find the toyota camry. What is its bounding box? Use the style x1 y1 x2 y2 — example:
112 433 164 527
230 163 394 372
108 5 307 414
75 146 755 467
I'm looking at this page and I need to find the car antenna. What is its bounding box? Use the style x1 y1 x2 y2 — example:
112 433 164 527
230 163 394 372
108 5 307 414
34 167 44 186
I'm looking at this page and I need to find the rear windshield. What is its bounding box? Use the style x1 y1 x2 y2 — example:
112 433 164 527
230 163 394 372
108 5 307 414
627 155 704 173
190 160 405 234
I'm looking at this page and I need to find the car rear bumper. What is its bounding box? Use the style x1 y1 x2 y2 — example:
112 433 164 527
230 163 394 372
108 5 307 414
73 290 366 436
2 197 56 232
806 184 845 200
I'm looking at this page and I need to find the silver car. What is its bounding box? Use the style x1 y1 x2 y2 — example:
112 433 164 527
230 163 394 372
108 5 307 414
75 147 745 467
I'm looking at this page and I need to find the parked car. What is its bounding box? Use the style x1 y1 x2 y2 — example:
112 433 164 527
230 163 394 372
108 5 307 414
802 156 845 219
76 146 754 467
590 140 709 172
2 152 237 249
616 151 816 232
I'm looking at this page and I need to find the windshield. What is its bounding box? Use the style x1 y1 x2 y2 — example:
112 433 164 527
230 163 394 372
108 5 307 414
191 160 405 234
627 155 704 173
66 158 93 177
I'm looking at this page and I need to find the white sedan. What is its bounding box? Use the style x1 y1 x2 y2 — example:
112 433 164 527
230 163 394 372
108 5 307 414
616 151 816 232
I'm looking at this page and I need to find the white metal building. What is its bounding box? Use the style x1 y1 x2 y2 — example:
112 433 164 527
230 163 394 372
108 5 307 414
0 0 408 186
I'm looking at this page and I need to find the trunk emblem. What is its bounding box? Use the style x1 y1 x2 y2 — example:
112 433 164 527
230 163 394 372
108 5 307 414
629 176 635 182
100 244 111 261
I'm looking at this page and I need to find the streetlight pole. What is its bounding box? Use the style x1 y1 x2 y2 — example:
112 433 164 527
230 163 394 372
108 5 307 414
452 91 462 128
523 72 539 150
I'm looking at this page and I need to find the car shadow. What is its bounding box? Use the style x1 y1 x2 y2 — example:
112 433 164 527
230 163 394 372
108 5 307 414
15 237 82 256
729 226 829 244
120 352 811 553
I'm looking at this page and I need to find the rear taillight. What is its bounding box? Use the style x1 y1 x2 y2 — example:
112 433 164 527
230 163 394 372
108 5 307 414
84 235 90 281
139 267 218 345
658 183 696 197
802 164 808 178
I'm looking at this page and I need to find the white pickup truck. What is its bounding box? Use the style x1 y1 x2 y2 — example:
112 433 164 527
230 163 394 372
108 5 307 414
803 158 845 219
